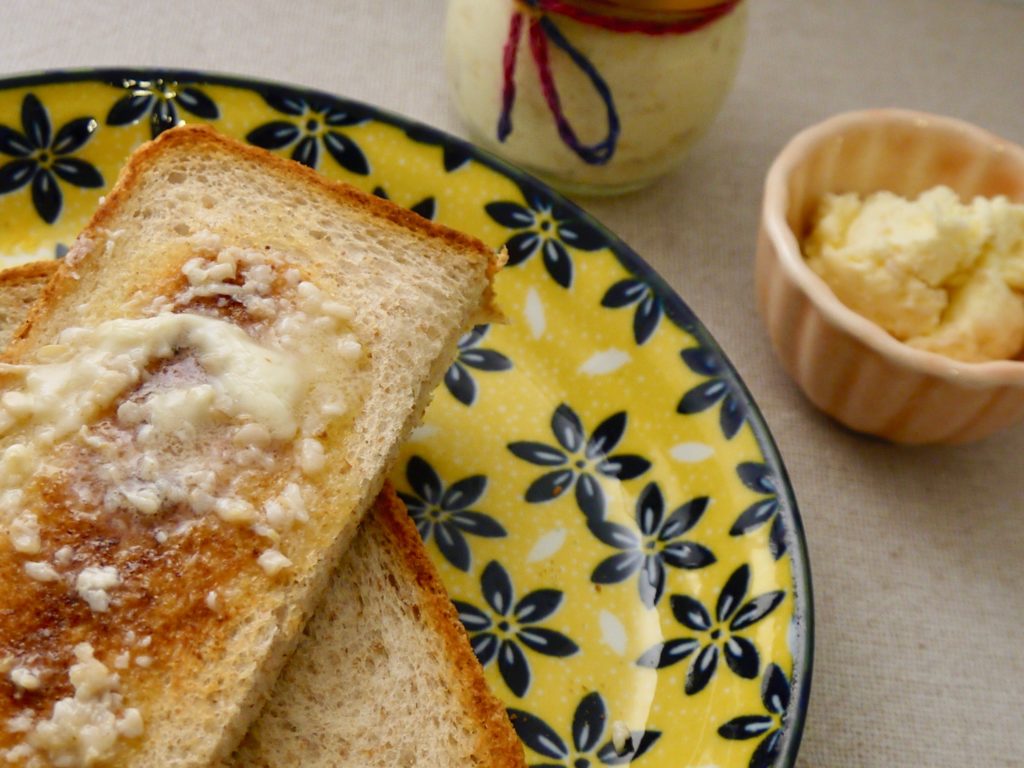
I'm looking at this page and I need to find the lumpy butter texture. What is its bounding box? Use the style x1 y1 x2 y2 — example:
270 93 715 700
0 313 302 449
804 186 1024 362
0 236 364 767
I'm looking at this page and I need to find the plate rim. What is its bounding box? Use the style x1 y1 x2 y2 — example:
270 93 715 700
0 65 813 767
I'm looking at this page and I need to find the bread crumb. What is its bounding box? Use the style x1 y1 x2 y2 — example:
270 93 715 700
75 566 121 612
117 709 144 739
10 667 41 691
257 549 292 576
297 438 326 476
336 337 362 361
9 512 41 555
251 523 280 542
24 561 60 583
215 497 257 524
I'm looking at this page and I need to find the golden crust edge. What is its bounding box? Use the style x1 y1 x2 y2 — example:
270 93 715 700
0 124 518 763
0 281 525 765
373 484 527 767
7 124 504 357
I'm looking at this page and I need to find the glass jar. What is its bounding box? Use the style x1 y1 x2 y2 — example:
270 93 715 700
444 0 748 195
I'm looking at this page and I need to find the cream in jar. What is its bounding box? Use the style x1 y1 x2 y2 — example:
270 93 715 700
445 0 748 194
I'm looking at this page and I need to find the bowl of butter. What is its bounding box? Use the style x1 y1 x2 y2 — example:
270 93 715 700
756 109 1024 444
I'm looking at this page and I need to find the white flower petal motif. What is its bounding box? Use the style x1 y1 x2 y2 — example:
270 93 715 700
578 349 630 376
599 610 627 656
524 288 545 339
409 424 439 442
670 442 714 463
526 527 566 563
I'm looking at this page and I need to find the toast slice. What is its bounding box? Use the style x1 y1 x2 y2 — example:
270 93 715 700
0 126 501 767
0 262 54 351
0 261 525 768
234 482 525 767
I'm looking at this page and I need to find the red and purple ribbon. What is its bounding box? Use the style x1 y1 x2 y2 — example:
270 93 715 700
498 0 742 165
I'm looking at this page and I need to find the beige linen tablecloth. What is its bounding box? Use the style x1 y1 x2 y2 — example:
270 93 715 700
1 1 1022 765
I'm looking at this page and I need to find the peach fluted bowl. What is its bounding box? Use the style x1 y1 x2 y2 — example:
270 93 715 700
756 109 1024 444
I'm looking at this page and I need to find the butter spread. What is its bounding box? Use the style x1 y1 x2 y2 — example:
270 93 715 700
9 669 40 693
804 186 1024 362
256 548 293 576
23 561 60 583
0 236 364 766
17 643 143 767
0 313 303 453
9 513 40 555
75 567 121 614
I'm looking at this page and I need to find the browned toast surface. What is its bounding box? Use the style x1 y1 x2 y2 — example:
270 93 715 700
0 260 524 768
0 126 498 767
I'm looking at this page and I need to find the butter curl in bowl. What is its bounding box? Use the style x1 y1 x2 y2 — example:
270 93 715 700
756 109 1024 444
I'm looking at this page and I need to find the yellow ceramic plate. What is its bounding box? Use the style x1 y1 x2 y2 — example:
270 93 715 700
0 69 811 768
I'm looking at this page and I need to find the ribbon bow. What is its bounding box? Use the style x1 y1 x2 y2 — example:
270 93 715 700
497 0 742 165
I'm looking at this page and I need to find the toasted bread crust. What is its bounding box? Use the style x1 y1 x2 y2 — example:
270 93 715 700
234 481 526 768
0 260 59 284
11 125 502 356
0 125 500 766
372 486 526 767
91 126 497 275
0 260 57 349
0 262 523 767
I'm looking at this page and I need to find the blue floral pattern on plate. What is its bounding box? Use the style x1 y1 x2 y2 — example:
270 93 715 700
0 94 102 224
637 564 785 695
718 664 792 768
486 186 606 288
601 278 663 345
246 90 370 174
106 77 219 138
445 325 513 407
454 560 579 697
589 481 715 608
732 462 788 560
509 691 661 767
508 403 650 518
398 456 505 572
678 344 748 440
